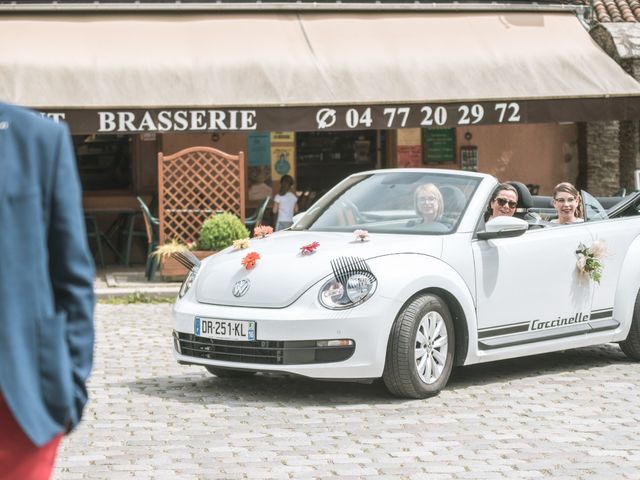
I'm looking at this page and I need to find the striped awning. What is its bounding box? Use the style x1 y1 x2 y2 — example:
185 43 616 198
1 9 639 132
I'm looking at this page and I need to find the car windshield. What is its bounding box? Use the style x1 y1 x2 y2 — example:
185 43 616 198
582 190 609 222
292 171 481 234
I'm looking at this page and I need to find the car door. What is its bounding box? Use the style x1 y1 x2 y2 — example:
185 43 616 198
581 191 640 328
472 223 593 350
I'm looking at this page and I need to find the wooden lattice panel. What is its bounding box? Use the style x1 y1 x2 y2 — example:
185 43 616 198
158 147 245 245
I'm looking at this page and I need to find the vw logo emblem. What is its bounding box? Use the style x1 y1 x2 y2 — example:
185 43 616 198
232 279 251 297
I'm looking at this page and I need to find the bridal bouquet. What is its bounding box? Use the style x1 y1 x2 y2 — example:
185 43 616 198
575 240 608 284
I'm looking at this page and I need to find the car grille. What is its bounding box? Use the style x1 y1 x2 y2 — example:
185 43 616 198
175 332 355 365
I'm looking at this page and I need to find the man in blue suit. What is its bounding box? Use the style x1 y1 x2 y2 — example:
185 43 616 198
0 103 95 479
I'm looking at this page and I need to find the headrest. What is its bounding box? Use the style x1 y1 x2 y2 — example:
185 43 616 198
507 181 534 209
440 185 466 212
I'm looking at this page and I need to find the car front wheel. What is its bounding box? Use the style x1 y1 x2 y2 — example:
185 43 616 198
383 293 455 399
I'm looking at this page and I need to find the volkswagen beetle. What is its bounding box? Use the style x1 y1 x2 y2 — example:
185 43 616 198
172 169 640 398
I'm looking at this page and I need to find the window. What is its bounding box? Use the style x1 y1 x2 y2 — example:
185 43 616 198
74 134 132 191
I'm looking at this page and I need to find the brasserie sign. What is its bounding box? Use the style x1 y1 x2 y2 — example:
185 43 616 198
40 97 640 134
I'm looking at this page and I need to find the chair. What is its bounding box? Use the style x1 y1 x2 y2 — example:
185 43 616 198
118 212 148 267
120 195 158 267
245 196 271 231
136 196 160 280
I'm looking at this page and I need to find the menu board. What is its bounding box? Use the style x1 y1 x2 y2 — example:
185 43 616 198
423 128 456 164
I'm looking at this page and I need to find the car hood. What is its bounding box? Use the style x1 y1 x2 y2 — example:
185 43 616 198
194 230 443 308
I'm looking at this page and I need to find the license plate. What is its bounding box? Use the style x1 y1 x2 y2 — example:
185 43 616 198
194 317 256 341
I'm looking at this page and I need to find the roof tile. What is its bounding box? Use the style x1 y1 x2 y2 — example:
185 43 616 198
588 0 639 22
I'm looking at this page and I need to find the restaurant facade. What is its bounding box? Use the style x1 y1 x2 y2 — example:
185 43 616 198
2 1 640 262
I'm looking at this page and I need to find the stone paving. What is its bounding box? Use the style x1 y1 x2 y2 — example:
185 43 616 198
53 303 640 479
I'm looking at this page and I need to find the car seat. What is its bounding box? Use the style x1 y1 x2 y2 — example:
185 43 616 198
439 185 466 226
508 181 543 226
507 181 534 218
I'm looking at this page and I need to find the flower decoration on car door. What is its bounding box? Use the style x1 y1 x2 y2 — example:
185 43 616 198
575 240 608 284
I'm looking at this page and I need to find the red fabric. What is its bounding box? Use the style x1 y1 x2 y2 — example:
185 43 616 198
0 395 62 480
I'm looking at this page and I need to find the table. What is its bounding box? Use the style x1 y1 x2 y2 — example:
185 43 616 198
84 207 139 267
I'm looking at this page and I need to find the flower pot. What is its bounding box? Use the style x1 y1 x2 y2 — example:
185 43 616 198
160 250 216 280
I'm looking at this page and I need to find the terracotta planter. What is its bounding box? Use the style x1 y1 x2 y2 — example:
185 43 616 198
160 250 217 280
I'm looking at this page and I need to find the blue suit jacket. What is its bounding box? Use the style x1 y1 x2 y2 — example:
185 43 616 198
0 103 95 447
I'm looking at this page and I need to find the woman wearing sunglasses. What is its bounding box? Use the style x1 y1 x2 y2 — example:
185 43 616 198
486 183 519 221
551 182 584 224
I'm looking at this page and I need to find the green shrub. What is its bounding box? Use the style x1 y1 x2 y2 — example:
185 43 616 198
199 213 249 251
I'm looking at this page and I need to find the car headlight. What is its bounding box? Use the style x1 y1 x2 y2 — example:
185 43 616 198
319 273 377 309
178 269 198 298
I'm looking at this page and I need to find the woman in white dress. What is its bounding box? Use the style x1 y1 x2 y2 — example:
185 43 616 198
551 182 584 224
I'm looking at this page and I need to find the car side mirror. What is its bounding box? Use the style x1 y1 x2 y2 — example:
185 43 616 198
477 216 529 240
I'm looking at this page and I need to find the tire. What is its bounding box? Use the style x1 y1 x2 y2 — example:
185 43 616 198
619 289 640 360
204 366 256 378
383 293 455 399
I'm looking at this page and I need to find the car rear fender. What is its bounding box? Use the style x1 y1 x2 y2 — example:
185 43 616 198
612 234 640 341
368 253 477 366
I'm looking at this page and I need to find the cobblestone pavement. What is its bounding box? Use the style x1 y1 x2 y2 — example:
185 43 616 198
53 304 640 480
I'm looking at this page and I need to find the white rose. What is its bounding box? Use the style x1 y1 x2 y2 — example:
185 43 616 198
576 254 587 274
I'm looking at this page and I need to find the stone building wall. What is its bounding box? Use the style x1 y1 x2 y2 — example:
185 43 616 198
618 58 640 193
619 119 640 192
586 121 621 196
589 23 640 194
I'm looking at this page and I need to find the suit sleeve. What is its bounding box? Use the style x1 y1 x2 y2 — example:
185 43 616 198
47 123 96 432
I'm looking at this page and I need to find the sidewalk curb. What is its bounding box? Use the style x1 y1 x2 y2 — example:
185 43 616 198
94 268 181 299
95 286 180 299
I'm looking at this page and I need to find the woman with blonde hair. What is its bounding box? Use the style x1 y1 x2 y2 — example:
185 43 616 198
551 182 584 224
414 183 444 223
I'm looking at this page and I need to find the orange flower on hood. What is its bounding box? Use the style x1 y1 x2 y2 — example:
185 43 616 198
241 251 261 270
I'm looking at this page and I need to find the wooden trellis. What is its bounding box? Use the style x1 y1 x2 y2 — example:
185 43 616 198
158 146 245 245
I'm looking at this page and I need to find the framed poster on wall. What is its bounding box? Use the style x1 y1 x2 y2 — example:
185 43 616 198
271 145 295 181
460 146 478 172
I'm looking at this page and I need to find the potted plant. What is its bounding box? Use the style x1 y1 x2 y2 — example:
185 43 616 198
156 213 249 279
198 212 250 251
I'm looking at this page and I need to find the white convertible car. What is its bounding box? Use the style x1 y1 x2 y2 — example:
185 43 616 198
172 169 640 398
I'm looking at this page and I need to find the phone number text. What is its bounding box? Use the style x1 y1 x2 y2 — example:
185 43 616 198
314 102 522 130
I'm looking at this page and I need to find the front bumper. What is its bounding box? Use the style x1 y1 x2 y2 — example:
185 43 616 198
174 332 356 365
172 287 399 379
